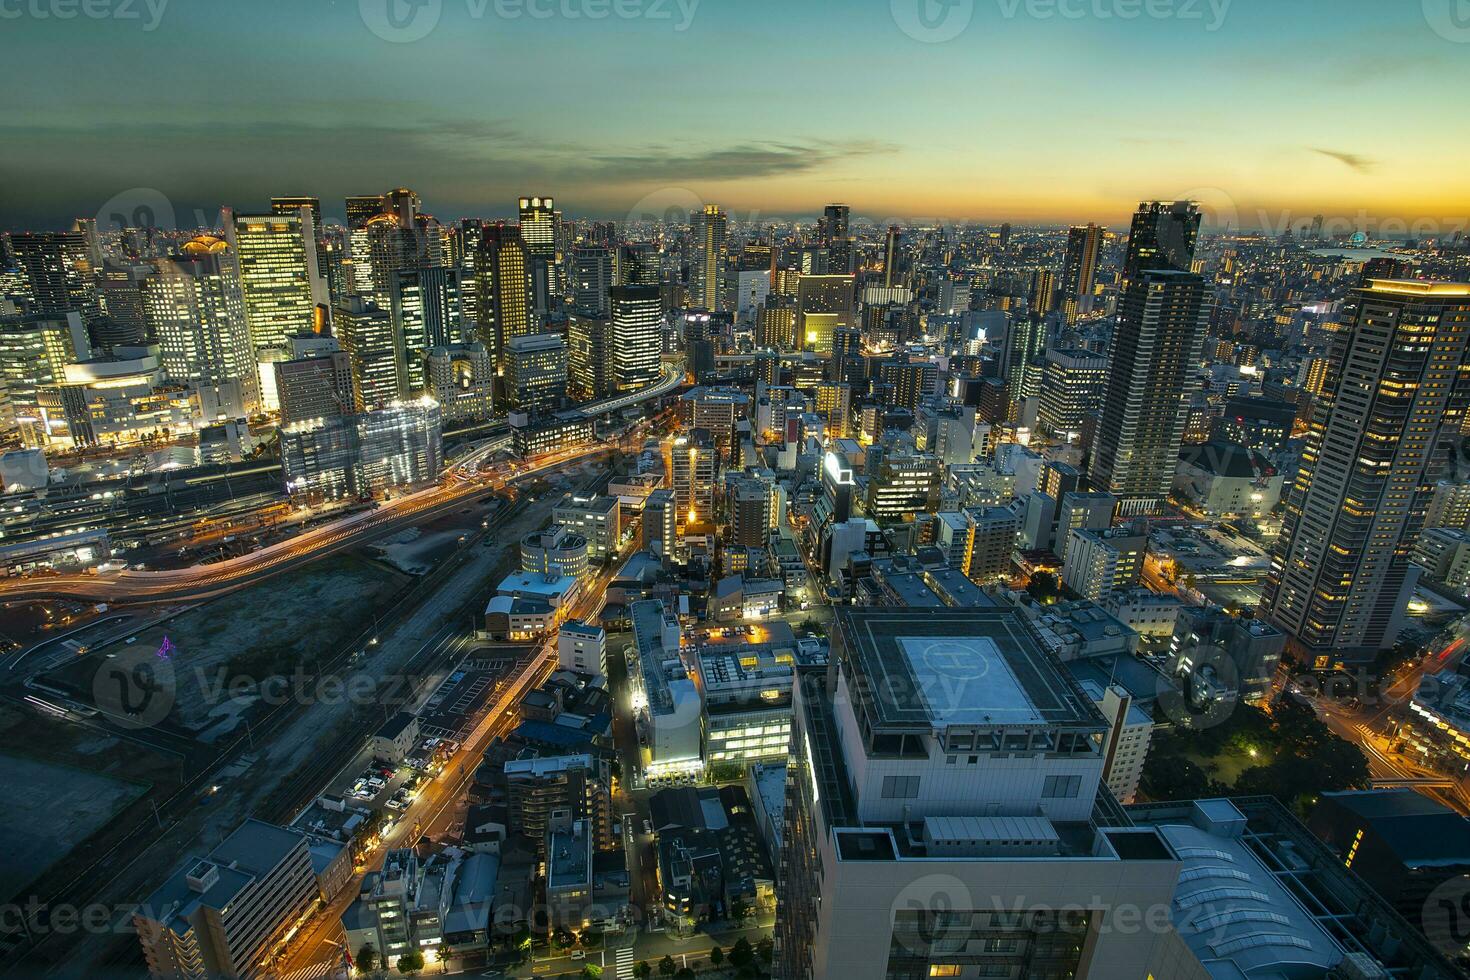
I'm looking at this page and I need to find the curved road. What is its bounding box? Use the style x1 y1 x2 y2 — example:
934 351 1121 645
0 365 685 607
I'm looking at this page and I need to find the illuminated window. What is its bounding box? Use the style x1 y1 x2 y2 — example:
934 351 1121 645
929 967 961 978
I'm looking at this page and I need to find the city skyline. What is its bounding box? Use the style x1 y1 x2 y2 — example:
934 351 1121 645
4 0 1470 231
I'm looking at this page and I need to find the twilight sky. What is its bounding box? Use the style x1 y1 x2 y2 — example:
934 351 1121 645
3 0 1468 233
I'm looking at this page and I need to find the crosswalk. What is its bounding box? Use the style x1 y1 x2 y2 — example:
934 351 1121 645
278 959 340 980
615 944 636 979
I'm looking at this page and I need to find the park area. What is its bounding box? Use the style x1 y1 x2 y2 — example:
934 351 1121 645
42 553 411 739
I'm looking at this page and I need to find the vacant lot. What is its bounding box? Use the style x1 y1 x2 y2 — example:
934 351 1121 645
44 553 410 738
0 752 149 901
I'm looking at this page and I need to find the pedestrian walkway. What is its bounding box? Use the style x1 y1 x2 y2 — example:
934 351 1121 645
615 943 636 979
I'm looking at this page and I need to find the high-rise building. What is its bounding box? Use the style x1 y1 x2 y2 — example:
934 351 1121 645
135 820 319 980
457 218 484 325
9 231 99 321
689 205 728 312
609 284 662 393
1062 527 1146 600
503 332 568 412
776 607 1185 980
144 236 259 418
1122 200 1201 282
0 312 88 446
570 245 615 317
567 311 613 402
796 274 855 354
882 225 902 288
274 336 355 429
1038 347 1108 439
1005 314 1048 411
518 195 560 308
389 265 462 392
1030 269 1058 317
1089 204 1210 514
474 224 534 367
281 398 442 501
672 429 717 528
94 262 153 349
1263 280 1470 666
344 194 385 230
1063 223 1102 315
617 242 660 287
333 296 405 410
223 209 324 354
821 203 853 274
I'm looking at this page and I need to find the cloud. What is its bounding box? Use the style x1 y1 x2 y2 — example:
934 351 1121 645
584 140 900 183
1309 147 1376 173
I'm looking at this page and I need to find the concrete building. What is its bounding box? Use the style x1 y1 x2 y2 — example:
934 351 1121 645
1098 588 1183 640
775 607 1189 980
1264 280 1470 665
1412 527 1470 591
136 820 319 980
503 332 567 412
1038 347 1107 440
280 398 442 502
520 525 590 580
505 754 612 854
1173 441 1283 521
1062 527 1146 601
628 599 702 777
1167 606 1286 703
1078 679 1154 804
672 430 718 529
552 493 620 563
273 338 354 428
966 505 1018 582
557 620 607 675
696 641 794 766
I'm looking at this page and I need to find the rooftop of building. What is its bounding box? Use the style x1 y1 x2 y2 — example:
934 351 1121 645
1317 789 1470 868
547 824 591 891
1178 440 1278 480
141 819 305 932
836 607 1107 733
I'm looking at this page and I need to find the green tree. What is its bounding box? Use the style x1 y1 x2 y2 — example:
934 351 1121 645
635 961 652 979
675 969 696 980
582 965 604 980
728 897 751 922
396 950 425 975
730 938 754 968
710 945 725 968
659 954 678 976
355 944 380 973
757 937 774 964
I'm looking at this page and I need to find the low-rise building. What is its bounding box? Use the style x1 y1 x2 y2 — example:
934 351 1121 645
1098 588 1183 640
1173 440 1283 520
372 712 420 764
552 493 621 563
521 525 590 581
1412 527 1470 591
557 620 606 675
1062 527 1146 601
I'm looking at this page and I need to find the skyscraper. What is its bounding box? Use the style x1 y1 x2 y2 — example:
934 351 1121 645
1005 313 1048 413
1088 202 1209 514
882 225 902 288
9 231 99 321
568 311 613 402
689 205 728 312
796 274 855 354
271 197 330 298
1263 279 1470 665
334 295 406 410
571 245 615 317
143 235 259 418
344 194 385 230
474 224 534 367
1063 223 1102 314
821 203 852 274
223 209 324 354
518 195 560 308
503 332 568 412
1122 200 1201 282
389 265 462 392
672 428 717 527
609 284 662 393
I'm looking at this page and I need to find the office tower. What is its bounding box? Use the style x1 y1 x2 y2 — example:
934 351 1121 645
333 295 405 410
864 446 940 520
1122 200 1201 281
135 820 319 980
1005 313 1048 412
344 194 385 229
689 204 728 311
1062 527 1147 600
271 196 329 290
1038 347 1108 438
777 607 1184 980
729 476 776 548
457 218 483 325
937 273 971 315
998 221 1012 248
571 245 615 317
796 274 855 354
1263 280 1470 666
882 225 902 288
274 337 355 428
282 398 442 501
518 194 560 308
0 312 88 446
672 429 717 528
1030 269 1058 317
350 212 419 307
223 209 324 354
821 203 853 273
877 356 937 412
642 488 677 553
1055 491 1117 564
1063 223 1102 314
757 295 797 351
553 493 621 563
503 332 568 411
814 381 851 439
567 311 613 402
144 236 259 418
389 265 462 392
474 224 534 366
1089 202 1209 514
609 284 662 393
94 261 152 349
9 231 99 320
617 241 660 287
